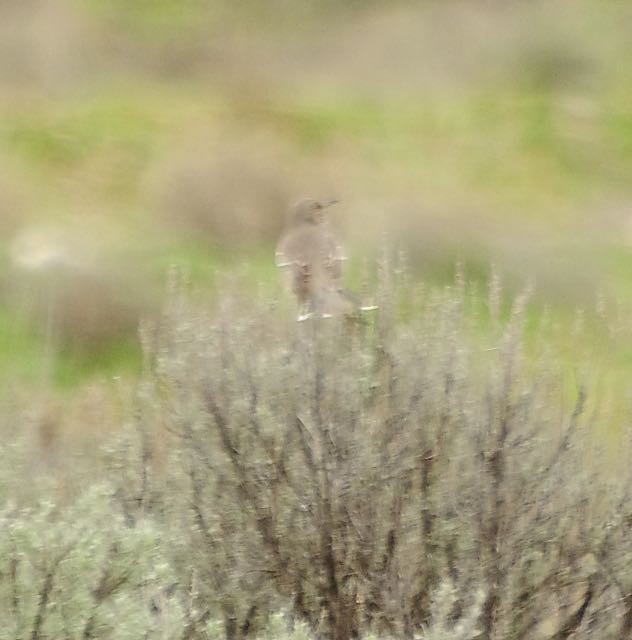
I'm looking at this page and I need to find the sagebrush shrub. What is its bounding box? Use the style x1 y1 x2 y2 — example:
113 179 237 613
4 269 632 640
0 479 182 639
122 271 632 640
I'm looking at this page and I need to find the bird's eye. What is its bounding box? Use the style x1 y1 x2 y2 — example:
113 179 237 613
311 202 321 210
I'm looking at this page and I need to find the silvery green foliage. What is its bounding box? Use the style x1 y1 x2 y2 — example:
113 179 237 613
0 451 183 640
125 273 628 640
5 271 632 640
419 578 483 640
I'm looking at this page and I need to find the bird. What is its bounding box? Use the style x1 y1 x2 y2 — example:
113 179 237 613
275 198 375 321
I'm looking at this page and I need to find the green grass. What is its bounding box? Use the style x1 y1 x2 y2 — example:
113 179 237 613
0 309 47 385
53 337 142 388
0 306 142 389
228 88 632 217
1 84 630 214
0 97 167 201
77 0 209 36
1 1 632 391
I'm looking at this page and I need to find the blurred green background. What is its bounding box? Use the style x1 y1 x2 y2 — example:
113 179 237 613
1 0 632 392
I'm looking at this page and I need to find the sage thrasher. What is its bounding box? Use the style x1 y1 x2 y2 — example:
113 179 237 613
275 198 375 321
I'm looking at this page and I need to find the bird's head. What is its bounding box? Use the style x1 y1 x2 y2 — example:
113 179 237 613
289 198 339 225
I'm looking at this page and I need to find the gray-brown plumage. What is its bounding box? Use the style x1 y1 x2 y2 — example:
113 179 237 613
275 198 357 320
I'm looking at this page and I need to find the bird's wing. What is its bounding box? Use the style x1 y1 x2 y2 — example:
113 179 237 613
320 227 347 282
275 233 296 268
276 226 320 268
276 225 346 286
275 251 293 268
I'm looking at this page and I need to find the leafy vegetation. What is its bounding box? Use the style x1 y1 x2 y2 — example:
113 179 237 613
2 275 632 639
0 1 631 384
2 3 632 636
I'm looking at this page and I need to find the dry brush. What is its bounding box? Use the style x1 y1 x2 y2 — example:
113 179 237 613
3 272 632 639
